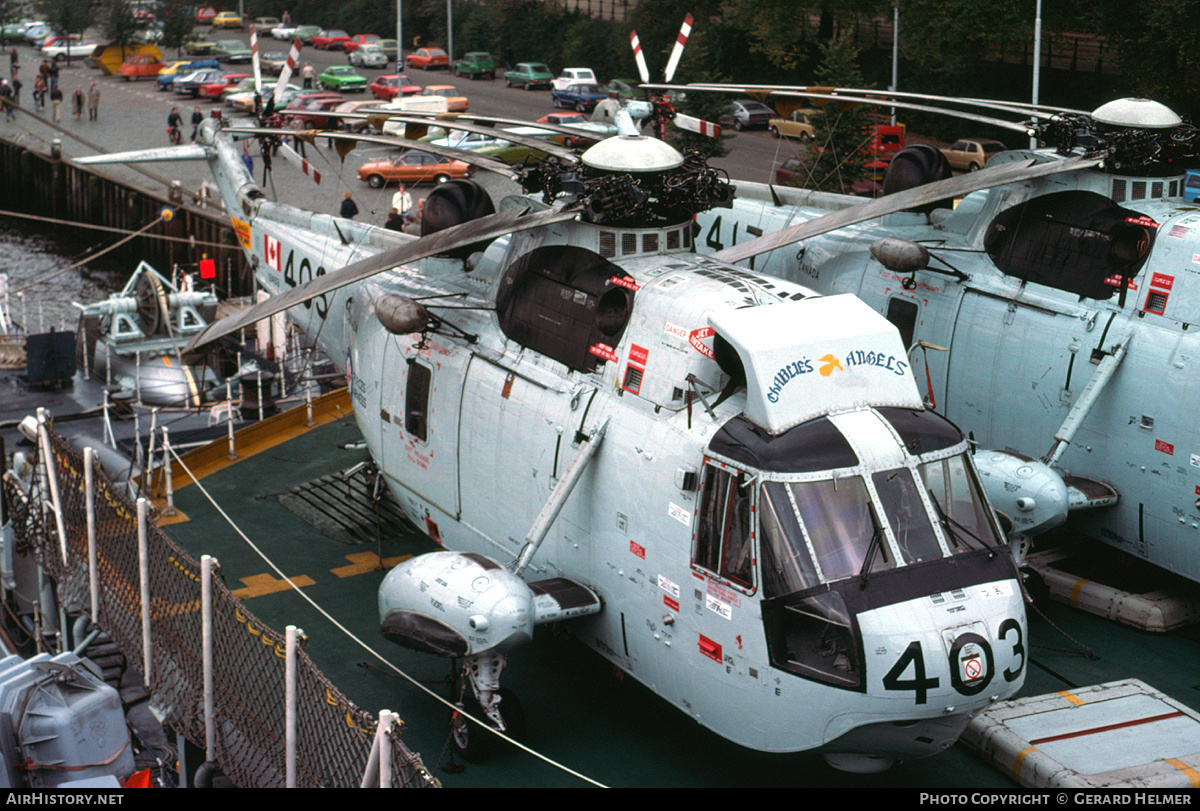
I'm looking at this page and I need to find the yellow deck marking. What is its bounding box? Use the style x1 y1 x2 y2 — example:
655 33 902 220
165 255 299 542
332 552 411 578
1056 690 1086 706
232 572 316 599
1166 758 1200 787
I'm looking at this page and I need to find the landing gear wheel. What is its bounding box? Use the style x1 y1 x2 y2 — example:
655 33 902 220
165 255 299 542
449 687 525 762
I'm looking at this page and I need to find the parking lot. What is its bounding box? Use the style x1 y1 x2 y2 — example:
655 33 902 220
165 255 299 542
0 26 813 226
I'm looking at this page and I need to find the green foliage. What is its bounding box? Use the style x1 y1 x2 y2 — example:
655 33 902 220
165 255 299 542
157 0 194 52
101 0 139 47
36 0 92 36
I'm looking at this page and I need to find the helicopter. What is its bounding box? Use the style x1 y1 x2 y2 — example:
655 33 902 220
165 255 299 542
664 84 1200 589
73 69 1037 769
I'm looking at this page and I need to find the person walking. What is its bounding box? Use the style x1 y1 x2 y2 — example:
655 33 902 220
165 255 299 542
32 74 44 112
191 107 203 140
49 84 61 122
72 85 83 120
340 191 358 220
46 59 57 93
0 80 13 121
301 62 314 89
390 184 412 220
87 82 99 121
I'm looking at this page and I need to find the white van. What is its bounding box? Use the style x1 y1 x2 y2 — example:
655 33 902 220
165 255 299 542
380 95 450 137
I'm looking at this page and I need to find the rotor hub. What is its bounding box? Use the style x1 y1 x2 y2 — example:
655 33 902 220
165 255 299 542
1091 98 1183 130
581 135 686 173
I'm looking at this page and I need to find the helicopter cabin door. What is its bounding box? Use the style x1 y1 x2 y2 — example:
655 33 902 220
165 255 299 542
378 337 463 525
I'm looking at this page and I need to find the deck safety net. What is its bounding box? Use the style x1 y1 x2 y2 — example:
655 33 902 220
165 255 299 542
3 426 439 789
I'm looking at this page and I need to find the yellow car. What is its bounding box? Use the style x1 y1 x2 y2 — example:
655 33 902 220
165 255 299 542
211 11 243 29
421 84 468 112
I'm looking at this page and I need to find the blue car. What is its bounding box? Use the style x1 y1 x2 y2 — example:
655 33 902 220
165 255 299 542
157 59 220 91
1186 169 1200 203
549 82 607 113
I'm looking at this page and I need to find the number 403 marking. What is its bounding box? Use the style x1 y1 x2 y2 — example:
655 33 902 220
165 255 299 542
881 618 1025 704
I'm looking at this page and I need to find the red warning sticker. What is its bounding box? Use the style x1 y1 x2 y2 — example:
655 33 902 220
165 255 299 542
689 327 715 360
630 540 645 559
1156 439 1174 455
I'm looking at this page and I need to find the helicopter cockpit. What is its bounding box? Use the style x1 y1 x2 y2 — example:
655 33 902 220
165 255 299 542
699 406 1013 693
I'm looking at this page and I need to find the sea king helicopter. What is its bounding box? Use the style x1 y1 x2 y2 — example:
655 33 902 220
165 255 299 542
646 83 1200 591
75 33 1033 774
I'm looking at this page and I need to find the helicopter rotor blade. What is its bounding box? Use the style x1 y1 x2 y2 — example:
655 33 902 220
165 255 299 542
673 112 720 138
711 155 1103 264
273 38 302 110
251 29 262 99
629 29 650 84
182 206 580 363
275 140 321 184
662 13 693 84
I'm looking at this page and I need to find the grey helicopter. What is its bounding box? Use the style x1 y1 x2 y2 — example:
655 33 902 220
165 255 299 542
75 34 1032 773
648 82 1200 595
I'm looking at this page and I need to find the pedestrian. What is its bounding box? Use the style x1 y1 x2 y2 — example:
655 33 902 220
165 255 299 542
32 74 44 111
0 80 13 121
384 207 405 231
168 106 183 143
49 84 61 122
72 85 83 120
408 198 425 232
10 75 20 107
9 48 16 80
340 191 358 220
191 106 203 141
301 62 313 89
87 82 99 121
390 184 412 219
46 59 57 93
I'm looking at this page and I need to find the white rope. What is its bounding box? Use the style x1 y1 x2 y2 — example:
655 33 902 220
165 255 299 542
166 443 607 788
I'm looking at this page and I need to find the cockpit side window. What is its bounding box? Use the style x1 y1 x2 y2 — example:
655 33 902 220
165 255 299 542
695 464 755 589
919 455 1003 553
790 476 887 583
405 360 432 443
872 469 941 564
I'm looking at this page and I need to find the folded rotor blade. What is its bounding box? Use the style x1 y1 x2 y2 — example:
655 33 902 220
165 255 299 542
276 141 320 183
273 38 302 109
630 29 649 84
183 206 579 362
711 155 1103 264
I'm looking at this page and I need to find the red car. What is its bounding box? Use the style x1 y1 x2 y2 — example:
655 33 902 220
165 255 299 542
310 29 351 50
405 48 448 70
194 7 216 25
369 74 419 100
343 34 381 53
283 96 346 127
118 53 164 81
199 73 250 100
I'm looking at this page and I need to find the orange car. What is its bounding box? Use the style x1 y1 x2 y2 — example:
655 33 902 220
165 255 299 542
421 84 467 112
405 47 448 70
358 151 470 188
118 53 164 81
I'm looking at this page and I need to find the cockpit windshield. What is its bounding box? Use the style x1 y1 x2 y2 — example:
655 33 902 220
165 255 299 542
758 452 1002 598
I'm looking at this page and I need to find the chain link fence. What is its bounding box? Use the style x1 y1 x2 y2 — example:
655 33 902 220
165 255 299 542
3 426 438 788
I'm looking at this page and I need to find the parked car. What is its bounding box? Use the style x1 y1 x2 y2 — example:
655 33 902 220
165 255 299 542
260 52 289 75
335 100 389 133
253 17 281 36
213 40 252 63
504 62 552 90
211 11 243 29
349 44 388 69
311 29 351 50
317 65 368 92
552 67 596 91
604 78 639 100
369 74 419 100
271 24 299 40
118 53 164 81
157 59 219 91
284 96 347 128
377 39 398 62
174 68 226 97
723 99 775 131
183 32 216 55
537 112 609 147
194 7 216 25
41 36 98 61
1185 169 1200 203
940 138 1007 172
421 84 468 112
452 51 495 80
358 152 471 187
199 73 250 101
406 48 448 70
774 155 807 186
769 109 818 141
550 82 606 113
343 35 381 53
293 25 322 44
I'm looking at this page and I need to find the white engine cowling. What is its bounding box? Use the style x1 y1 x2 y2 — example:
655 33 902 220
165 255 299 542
378 551 535 657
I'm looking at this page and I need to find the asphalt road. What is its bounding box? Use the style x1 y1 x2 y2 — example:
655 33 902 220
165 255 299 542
1 29 801 227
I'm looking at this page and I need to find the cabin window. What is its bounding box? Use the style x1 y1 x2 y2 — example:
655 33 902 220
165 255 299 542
789 476 890 583
695 464 755 589
872 469 940 564
405 360 432 443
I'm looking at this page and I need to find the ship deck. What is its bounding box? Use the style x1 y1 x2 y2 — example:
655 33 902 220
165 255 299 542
144 395 1200 788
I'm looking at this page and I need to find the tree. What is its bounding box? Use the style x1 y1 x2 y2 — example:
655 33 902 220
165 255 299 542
785 31 872 193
